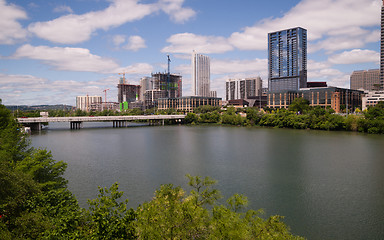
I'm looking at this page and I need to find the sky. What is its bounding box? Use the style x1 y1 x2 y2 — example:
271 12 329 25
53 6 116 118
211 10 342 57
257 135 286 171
0 0 381 106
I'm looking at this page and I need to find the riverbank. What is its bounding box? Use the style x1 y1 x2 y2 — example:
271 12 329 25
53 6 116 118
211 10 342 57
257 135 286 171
185 104 384 134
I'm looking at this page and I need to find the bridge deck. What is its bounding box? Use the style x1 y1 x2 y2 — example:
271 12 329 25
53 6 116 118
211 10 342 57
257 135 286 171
17 115 185 123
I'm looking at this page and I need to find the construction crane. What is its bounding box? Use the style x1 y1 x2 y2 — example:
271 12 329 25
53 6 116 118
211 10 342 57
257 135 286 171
119 70 136 84
103 88 110 103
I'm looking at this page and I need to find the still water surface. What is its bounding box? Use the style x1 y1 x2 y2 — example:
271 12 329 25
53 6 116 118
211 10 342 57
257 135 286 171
30 123 384 240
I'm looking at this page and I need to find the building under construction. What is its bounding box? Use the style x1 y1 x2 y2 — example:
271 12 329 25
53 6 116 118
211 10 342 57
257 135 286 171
151 72 182 98
117 84 141 103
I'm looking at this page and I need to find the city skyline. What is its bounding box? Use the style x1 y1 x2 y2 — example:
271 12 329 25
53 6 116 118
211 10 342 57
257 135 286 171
0 0 381 105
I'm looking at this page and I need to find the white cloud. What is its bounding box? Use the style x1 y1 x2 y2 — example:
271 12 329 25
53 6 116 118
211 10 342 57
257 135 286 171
158 0 196 24
11 44 154 74
162 33 234 54
0 73 123 105
229 0 379 52
328 49 380 65
53 5 73 14
113 34 126 46
12 44 120 73
28 0 196 44
0 0 28 44
123 35 147 51
211 58 267 75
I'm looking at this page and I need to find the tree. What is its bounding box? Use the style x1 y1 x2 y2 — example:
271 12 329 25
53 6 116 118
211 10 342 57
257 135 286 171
83 183 136 239
288 98 310 114
184 112 198 124
136 175 305 240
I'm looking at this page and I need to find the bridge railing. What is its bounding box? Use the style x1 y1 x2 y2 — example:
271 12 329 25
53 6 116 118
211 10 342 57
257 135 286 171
17 115 186 123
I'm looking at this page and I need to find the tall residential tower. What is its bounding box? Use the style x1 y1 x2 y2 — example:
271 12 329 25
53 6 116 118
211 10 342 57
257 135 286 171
268 27 307 92
192 51 210 97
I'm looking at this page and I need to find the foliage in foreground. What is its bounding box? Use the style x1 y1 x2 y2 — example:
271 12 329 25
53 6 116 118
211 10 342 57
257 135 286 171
0 99 304 239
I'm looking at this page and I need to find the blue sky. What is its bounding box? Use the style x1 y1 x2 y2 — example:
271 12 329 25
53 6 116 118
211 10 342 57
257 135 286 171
0 0 381 105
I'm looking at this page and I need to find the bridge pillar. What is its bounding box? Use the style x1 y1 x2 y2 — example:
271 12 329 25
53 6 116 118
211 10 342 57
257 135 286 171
70 121 82 129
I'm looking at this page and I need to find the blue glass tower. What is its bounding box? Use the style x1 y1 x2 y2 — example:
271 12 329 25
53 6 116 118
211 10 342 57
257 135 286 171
268 27 307 92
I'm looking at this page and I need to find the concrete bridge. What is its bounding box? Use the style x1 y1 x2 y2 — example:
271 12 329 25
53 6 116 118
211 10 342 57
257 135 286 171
17 115 186 131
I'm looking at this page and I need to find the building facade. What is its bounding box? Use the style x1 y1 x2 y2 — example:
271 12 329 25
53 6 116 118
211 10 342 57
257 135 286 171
158 96 222 112
192 51 210 97
226 77 262 101
267 87 363 113
76 96 102 111
362 91 384 110
268 27 307 92
350 69 380 91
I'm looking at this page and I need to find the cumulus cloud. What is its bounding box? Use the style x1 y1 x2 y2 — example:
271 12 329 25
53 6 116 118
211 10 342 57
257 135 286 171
11 44 154 74
229 0 379 52
113 34 126 46
328 49 380 65
211 58 267 75
28 0 195 44
53 5 73 14
28 0 154 44
158 0 196 24
162 33 234 54
12 44 120 73
123 35 147 51
0 73 122 105
0 0 28 44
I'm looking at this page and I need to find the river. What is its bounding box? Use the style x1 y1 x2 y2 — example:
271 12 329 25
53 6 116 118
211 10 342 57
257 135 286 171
30 123 384 240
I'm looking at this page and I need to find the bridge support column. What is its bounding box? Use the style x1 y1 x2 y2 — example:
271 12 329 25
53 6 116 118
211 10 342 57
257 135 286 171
29 123 41 131
70 121 82 129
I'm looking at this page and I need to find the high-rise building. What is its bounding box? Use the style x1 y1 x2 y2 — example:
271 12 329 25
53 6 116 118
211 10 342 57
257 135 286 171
350 69 380 91
268 27 307 92
380 0 384 89
140 77 153 101
192 51 210 97
226 77 262 101
76 95 102 111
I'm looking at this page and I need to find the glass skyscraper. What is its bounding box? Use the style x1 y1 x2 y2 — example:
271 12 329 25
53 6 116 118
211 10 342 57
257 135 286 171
268 27 307 92
192 51 210 97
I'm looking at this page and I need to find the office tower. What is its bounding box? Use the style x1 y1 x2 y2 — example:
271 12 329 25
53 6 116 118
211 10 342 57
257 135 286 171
226 77 262 101
76 96 102 111
192 51 210 97
350 69 380 91
268 27 307 92
380 0 384 89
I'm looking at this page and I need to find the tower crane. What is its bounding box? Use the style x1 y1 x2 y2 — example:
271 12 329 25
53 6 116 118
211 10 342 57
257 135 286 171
103 88 110 103
119 70 136 84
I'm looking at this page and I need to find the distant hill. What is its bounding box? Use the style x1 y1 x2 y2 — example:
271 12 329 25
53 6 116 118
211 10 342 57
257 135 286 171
6 105 74 111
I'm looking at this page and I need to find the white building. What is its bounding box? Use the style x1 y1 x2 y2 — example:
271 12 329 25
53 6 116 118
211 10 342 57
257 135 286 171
225 77 262 101
192 51 210 97
362 91 384 110
76 96 102 111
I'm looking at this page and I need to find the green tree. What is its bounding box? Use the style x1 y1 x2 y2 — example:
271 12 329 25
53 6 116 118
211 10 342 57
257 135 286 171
83 183 136 239
288 98 310 114
184 112 198 124
136 175 305 240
